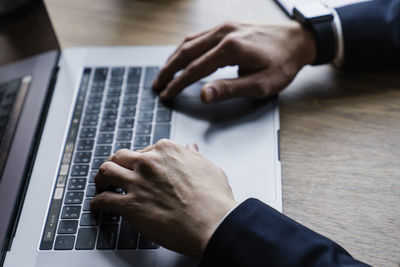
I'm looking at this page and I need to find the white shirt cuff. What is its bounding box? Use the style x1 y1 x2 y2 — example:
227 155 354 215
331 8 345 67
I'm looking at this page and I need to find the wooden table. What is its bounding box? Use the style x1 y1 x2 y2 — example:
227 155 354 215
44 0 400 265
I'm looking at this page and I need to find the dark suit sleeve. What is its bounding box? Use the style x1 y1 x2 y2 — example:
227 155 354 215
199 198 368 267
336 0 400 68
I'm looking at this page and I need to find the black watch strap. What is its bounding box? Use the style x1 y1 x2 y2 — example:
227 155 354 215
293 2 336 65
308 20 335 65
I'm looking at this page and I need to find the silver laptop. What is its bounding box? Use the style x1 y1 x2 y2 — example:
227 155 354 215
0 1 281 267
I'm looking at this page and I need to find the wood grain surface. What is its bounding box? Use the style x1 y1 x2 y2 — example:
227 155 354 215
44 0 400 266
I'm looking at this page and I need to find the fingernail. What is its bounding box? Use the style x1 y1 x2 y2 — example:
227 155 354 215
204 86 217 103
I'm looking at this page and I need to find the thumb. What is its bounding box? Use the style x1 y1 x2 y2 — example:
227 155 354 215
200 71 273 103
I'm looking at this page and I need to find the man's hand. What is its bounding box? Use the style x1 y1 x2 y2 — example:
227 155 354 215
153 21 316 103
90 140 237 256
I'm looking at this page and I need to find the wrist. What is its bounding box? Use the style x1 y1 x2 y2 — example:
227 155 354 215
199 198 238 255
292 21 317 66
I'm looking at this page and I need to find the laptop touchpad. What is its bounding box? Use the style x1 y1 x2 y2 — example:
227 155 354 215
172 82 279 206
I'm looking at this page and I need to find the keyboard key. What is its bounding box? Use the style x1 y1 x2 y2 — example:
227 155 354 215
119 118 135 129
74 152 92 164
105 98 119 109
108 87 122 97
58 220 78 234
125 84 139 94
80 212 99 226
89 171 97 183
117 130 133 141
141 90 156 100
68 178 87 190
80 128 96 139
64 192 84 204
54 235 75 250
88 93 103 103
77 139 94 151
135 124 152 135
76 228 98 250
82 115 98 126
114 142 131 152
95 146 112 157
140 100 155 111
101 212 120 223
156 109 172 122
138 112 153 122
123 95 138 106
91 82 105 92
96 224 118 250
94 68 108 81
121 106 136 116
61 206 81 219
133 146 145 151
103 109 118 120
127 67 142 84
138 235 159 249
86 185 97 197
97 133 114 144
86 103 101 114
70 165 89 176
110 80 123 87
153 124 171 144
92 158 107 170
100 121 116 132
144 67 159 88
83 198 92 211
111 67 125 78
134 136 150 147
118 219 139 249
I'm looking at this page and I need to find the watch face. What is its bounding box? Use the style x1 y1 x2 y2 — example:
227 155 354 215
295 1 333 20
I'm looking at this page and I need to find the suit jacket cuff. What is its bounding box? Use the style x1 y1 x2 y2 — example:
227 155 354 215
199 198 366 267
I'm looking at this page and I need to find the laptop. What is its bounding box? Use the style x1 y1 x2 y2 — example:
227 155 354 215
0 1 281 266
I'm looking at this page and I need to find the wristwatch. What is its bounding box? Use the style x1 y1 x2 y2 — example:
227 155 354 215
293 1 335 65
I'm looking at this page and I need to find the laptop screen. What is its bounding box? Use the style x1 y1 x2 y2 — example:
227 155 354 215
0 0 59 262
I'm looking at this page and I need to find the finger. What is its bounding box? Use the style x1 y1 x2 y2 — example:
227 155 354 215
153 26 226 91
95 161 136 192
109 149 144 170
185 142 199 152
165 29 213 63
160 43 233 99
200 70 276 103
163 28 214 64
90 191 126 214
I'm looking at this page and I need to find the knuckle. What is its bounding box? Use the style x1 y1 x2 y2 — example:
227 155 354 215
138 153 157 168
183 34 194 43
221 21 239 32
155 138 174 150
98 161 112 175
222 34 242 52
113 148 129 159
179 43 192 58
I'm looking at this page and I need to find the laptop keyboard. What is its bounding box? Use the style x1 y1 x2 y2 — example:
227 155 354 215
40 66 172 250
